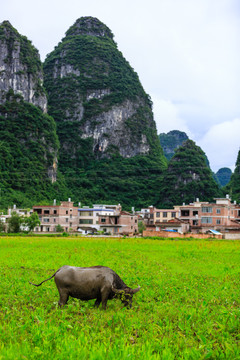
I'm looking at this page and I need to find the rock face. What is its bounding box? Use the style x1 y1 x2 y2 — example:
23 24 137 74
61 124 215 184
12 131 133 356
44 17 162 163
0 21 59 194
159 130 188 161
0 21 47 112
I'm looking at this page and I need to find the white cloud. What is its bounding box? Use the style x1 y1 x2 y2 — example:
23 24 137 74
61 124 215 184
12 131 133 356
152 97 192 136
197 118 240 172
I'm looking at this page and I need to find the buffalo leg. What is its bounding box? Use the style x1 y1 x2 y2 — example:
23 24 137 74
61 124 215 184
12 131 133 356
94 297 101 308
58 291 69 307
101 289 110 310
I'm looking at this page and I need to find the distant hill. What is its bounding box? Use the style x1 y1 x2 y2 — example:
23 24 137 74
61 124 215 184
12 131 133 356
224 151 240 202
215 168 232 187
159 130 188 161
156 139 222 208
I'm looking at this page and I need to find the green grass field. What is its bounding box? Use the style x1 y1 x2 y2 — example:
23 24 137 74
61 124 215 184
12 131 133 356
0 236 240 359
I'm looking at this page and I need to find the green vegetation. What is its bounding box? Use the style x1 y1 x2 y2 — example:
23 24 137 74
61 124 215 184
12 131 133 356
157 140 222 207
0 91 68 209
0 20 44 81
159 130 188 161
138 221 146 234
215 167 232 187
0 236 240 359
43 17 167 209
65 16 115 40
7 212 22 233
224 150 240 202
6 211 40 233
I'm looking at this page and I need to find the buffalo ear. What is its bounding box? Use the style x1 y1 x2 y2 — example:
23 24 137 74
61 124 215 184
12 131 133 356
130 286 140 294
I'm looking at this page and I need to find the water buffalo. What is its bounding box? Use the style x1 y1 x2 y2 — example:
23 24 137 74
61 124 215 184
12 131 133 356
29 265 140 309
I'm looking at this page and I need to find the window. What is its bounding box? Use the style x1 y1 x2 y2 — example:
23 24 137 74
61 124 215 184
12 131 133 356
66 211 68 215
156 212 160 217
44 210 49 215
171 212 176 218
34 209 42 215
54 210 57 215
202 207 213 213
66 218 68 223
163 212 167 218
53 218 56 223
216 219 221 224
181 210 189 216
79 219 93 224
216 209 221 214
193 211 198 216
135 219 137 223
79 211 93 216
70 214 72 219
201 217 212 224
101 218 106 223
70 222 72 227
43 218 49 223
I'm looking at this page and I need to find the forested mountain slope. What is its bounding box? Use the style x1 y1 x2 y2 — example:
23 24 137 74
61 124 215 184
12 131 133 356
43 17 167 208
156 140 222 208
0 21 64 207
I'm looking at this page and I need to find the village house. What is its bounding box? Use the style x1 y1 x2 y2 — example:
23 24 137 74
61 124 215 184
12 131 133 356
33 199 79 232
78 204 138 235
178 196 240 235
98 210 138 235
142 205 180 225
140 196 240 238
32 201 138 235
140 205 189 233
0 205 33 231
78 204 121 234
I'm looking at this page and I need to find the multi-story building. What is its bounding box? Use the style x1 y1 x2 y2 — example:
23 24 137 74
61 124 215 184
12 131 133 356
178 196 240 234
98 210 138 235
33 199 79 232
142 205 180 225
78 204 121 234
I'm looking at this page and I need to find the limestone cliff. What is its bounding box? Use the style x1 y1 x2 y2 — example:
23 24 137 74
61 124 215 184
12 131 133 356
44 17 165 163
0 22 59 207
0 21 47 112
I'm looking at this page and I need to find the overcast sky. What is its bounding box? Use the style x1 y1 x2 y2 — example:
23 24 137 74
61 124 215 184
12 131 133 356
1 0 240 172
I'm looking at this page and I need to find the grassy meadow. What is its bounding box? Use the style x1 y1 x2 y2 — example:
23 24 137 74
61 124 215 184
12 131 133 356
0 236 240 359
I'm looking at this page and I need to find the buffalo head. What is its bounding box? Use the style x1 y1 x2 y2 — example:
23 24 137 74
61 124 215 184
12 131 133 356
112 286 140 308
